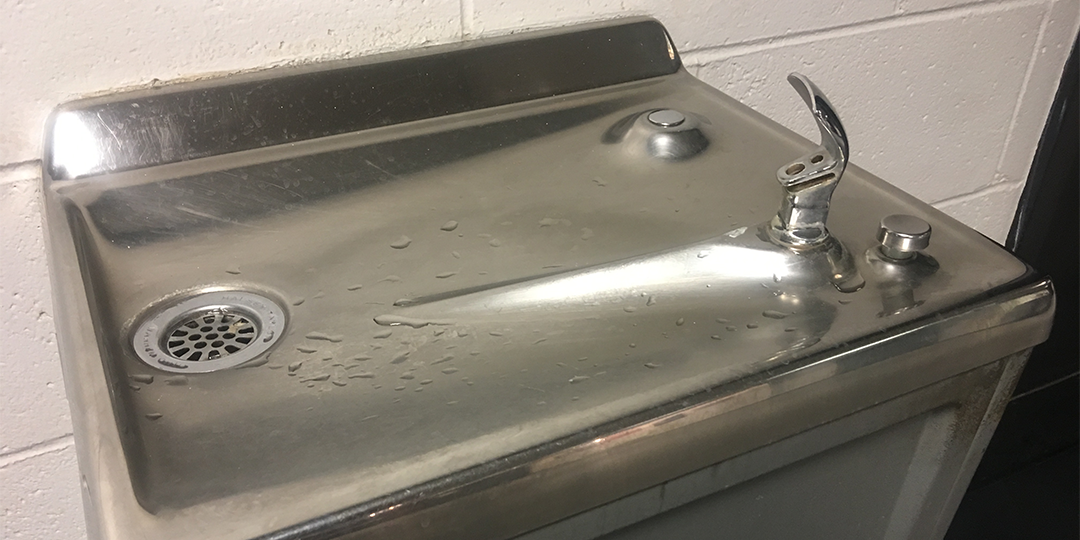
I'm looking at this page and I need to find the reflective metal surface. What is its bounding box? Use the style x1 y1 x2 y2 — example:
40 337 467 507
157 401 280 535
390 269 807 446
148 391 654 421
769 73 849 247
45 18 680 180
40 17 1053 540
878 214 933 260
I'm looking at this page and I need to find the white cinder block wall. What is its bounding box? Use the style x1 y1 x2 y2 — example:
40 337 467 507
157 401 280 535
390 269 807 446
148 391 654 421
2 0 1077 537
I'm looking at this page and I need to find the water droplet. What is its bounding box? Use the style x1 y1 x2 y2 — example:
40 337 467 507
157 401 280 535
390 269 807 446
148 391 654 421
726 326 737 331
578 357 588 362
225 265 241 275
332 380 347 387
164 375 189 386
400 373 416 380
374 329 393 339
313 290 325 299
675 318 685 326
390 236 412 249
441 220 459 231
347 284 363 291
292 297 306 306
762 310 788 320
724 226 748 238
414 387 425 392
785 327 797 332
145 413 163 421
297 346 317 353
644 362 660 369
716 318 729 323
305 331 344 342
624 306 638 313
456 330 469 338
348 372 375 379
580 227 594 240
433 328 446 336
301 374 331 382
420 379 433 385
489 331 504 337
375 314 454 328
470 351 480 356
539 217 571 227
431 355 455 365
838 299 852 305
130 374 154 384
533 338 547 345
451 251 461 259
395 386 406 391
569 375 590 384
646 296 657 306
129 384 141 392
746 323 759 329
629 343 637 348
436 271 458 279
390 351 410 364
353 354 372 361
441 367 459 374
381 275 402 283
489 238 502 247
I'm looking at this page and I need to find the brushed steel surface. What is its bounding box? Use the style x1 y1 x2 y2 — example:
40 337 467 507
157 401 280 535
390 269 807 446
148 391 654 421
40 17 1054 540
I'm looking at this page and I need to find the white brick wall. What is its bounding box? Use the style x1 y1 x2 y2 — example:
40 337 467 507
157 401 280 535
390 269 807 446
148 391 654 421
1 1 1076 537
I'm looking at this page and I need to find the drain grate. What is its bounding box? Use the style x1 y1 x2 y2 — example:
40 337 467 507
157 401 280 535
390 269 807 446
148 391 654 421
165 310 258 362
132 290 287 373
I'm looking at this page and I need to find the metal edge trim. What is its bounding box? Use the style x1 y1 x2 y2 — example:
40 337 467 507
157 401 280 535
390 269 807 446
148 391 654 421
255 274 1055 540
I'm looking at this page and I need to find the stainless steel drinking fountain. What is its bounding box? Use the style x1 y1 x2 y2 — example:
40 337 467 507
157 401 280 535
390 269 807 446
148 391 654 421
41 17 1054 540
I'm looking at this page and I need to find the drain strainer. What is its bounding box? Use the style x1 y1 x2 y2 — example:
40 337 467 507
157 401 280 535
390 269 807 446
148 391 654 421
132 290 286 373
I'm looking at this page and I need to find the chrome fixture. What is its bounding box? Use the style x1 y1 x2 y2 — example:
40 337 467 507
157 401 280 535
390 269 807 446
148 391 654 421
646 109 687 127
769 73 849 247
603 107 710 161
877 214 933 260
131 289 287 373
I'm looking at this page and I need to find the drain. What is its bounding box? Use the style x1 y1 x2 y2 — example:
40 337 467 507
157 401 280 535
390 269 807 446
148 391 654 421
165 310 257 362
132 290 287 373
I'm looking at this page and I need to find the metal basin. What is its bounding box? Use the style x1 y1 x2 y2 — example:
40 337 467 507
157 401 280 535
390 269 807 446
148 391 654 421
42 18 1053 540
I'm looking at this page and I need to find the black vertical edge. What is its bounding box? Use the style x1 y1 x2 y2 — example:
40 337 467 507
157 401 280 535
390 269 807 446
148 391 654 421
945 33 1079 540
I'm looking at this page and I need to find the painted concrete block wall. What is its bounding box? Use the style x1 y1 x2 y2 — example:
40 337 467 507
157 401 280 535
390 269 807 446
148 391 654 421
2 0 1076 537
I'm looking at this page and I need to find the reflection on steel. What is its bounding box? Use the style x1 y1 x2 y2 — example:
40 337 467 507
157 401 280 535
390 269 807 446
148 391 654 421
769 73 850 247
878 214 933 260
40 16 1053 540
